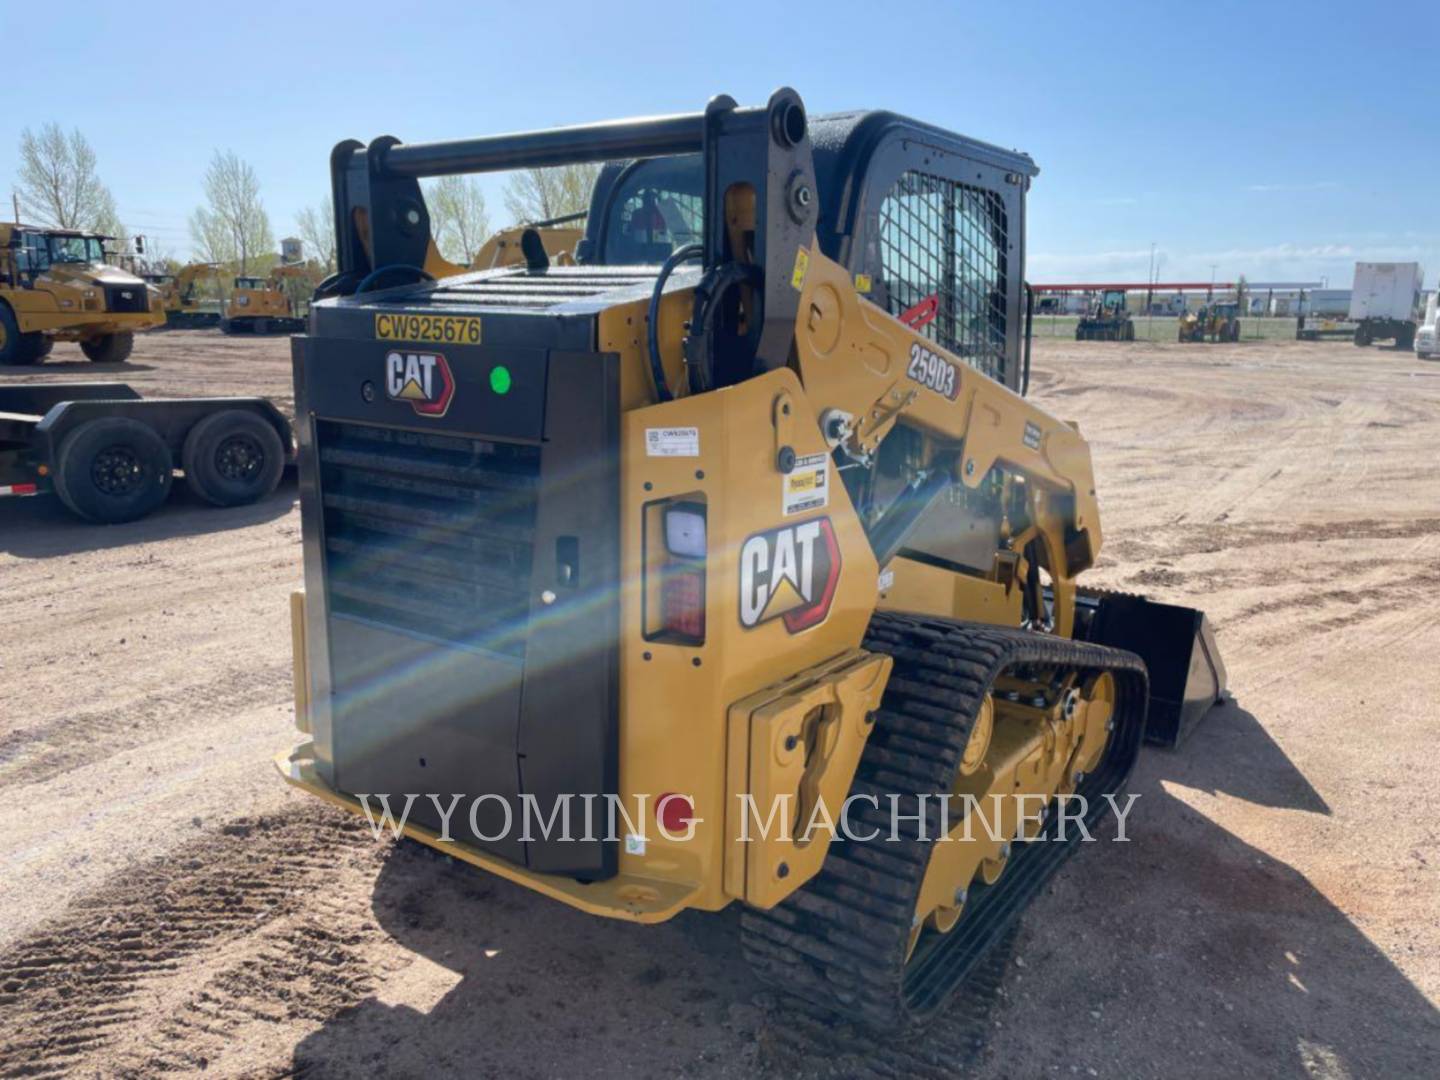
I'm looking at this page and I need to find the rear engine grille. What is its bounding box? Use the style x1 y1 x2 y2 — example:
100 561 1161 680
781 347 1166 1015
386 267 658 311
105 284 150 313
316 420 540 658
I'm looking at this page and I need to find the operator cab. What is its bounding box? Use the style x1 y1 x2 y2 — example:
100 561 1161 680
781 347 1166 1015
577 111 1033 392
7 228 109 275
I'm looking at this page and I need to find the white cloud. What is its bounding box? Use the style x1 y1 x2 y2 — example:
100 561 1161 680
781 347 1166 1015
1028 239 1437 285
1246 181 1343 193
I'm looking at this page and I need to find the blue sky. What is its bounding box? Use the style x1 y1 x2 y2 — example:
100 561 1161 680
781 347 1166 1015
4 1 1435 287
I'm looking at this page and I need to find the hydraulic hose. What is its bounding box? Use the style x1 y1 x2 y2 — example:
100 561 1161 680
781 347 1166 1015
647 244 703 403
354 264 435 295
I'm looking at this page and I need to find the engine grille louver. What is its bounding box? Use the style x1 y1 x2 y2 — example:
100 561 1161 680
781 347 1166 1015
377 267 659 311
316 420 540 658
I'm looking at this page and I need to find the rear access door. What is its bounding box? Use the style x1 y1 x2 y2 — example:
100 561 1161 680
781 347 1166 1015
294 301 620 878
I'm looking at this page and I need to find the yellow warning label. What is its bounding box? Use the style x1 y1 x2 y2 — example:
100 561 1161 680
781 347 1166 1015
854 273 872 293
791 248 810 291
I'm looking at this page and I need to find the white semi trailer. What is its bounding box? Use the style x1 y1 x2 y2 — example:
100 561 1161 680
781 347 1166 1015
1348 261 1423 348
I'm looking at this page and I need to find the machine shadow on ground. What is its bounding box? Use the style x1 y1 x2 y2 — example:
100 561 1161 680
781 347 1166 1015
0 479 296 558
288 699 1440 1079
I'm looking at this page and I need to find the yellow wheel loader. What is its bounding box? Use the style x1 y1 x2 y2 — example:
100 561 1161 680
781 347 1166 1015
470 212 586 270
1178 301 1241 343
0 223 165 365
279 91 1227 1026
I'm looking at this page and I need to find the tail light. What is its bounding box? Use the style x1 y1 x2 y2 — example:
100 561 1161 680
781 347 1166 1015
647 499 706 645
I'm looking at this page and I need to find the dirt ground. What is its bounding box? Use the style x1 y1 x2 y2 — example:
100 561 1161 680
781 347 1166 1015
1 331 1437 1079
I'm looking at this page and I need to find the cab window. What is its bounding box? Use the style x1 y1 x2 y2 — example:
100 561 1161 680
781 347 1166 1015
23 233 52 271
877 170 1009 382
599 156 703 265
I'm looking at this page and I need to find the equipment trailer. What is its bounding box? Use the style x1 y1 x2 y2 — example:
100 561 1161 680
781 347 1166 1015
0 383 291 523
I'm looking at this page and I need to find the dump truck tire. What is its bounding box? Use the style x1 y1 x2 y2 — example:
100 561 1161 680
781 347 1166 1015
80 332 135 364
182 409 285 507
54 417 174 524
0 304 42 365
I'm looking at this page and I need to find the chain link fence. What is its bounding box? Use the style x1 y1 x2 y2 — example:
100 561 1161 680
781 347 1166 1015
1029 314 1303 343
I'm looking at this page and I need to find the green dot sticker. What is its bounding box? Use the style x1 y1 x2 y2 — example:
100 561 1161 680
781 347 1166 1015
489 365 512 395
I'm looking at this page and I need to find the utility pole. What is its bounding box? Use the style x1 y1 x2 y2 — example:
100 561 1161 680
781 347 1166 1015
11 191 19 224
1147 242 1156 314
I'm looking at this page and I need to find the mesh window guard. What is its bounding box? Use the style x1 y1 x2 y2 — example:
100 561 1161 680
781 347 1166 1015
878 170 1009 383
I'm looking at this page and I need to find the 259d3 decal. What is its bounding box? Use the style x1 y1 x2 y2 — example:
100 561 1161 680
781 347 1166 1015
739 518 842 633
906 341 960 400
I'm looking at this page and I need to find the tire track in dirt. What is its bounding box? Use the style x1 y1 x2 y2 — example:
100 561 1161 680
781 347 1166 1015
0 660 293 788
0 805 381 1078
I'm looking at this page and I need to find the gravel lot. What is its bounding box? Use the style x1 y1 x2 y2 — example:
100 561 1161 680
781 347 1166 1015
1 331 1436 1078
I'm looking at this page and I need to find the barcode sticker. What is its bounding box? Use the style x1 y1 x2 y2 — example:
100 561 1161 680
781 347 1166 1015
645 427 700 457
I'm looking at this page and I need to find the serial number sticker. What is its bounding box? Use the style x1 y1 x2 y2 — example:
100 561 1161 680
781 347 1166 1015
782 452 829 516
906 342 960 400
375 313 483 345
1023 421 1043 450
878 567 895 592
645 426 700 457
791 248 810 291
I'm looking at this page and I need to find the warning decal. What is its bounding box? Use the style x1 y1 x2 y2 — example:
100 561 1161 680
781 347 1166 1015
782 452 829 516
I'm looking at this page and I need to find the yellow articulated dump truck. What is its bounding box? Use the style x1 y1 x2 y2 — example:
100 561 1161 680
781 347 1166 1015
279 90 1227 1026
0 223 164 365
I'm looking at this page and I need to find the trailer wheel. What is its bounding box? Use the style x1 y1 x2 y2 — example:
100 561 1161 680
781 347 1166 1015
54 417 174 524
182 409 285 507
80 332 135 364
1353 326 1371 347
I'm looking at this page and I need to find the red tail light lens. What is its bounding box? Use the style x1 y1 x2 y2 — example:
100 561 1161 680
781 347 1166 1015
661 568 705 641
658 502 706 643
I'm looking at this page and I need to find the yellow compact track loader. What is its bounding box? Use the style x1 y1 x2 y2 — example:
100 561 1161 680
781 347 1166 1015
0 223 164 365
280 90 1227 1025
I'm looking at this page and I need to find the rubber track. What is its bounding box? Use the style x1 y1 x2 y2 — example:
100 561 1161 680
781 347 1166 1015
740 611 1149 1028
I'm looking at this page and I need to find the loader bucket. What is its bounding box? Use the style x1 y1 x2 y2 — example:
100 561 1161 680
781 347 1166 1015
1077 591 1228 748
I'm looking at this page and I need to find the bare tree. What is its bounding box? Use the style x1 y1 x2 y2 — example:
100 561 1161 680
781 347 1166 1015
94 188 130 254
192 150 273 274
16 123 119 231
426 176 491 264
188 205 234 265
296 194 336 273
503 163 599 226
